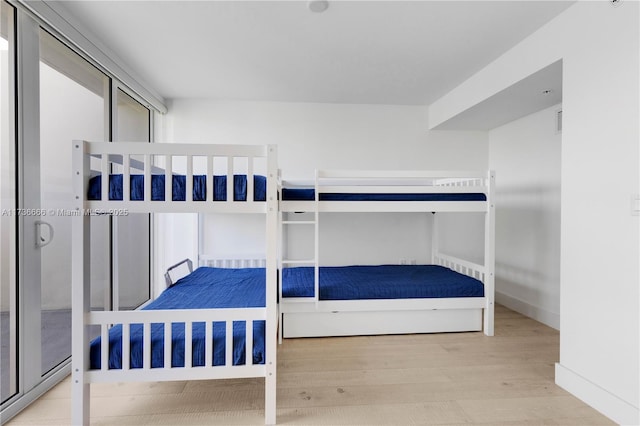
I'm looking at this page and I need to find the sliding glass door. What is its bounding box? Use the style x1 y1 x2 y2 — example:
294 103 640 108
0 0 16 405
2 5 155 417
38 29 109 375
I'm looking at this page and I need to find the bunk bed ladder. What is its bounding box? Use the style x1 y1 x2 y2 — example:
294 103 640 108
278 219 318 269
278 174 319 343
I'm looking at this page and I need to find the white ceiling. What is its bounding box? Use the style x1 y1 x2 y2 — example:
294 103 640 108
53 0 573 107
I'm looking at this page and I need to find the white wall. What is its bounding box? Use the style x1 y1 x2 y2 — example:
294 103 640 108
430 2 639 424
160 100 487 178
489 104 561 329
155 100 488 283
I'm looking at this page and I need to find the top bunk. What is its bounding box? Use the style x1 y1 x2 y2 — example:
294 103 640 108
280 169 494 213
73 141 278 214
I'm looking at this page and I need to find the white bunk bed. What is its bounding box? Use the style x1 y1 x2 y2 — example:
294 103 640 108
71 141 278 425
278 170 495 340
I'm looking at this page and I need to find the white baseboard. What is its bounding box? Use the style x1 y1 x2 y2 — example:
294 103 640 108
556 363 639 425
495 290 560 330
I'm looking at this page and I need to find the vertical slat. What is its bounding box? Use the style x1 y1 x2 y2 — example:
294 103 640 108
185 321 192 368
245 321 253 366
122 323 130 370
112 216 120 311
143 322 151 370
144 154 151 202
205 321 213 367
165 155 172 202
206 155 214 201
122 154 130 202
186 155 193 202
432 213 439 264
100 324 109 371
225 321 233 366
101 155 109 201
226 157 234 203
164 322 171 369
246 156 254 203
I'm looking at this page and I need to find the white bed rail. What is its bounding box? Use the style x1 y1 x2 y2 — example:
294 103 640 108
433 252 486 282
315 169 490 194
88 307 266 383
73 141 275 214
198 255 266 269
277 169 492 213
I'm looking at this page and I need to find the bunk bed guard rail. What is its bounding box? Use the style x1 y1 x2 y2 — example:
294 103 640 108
73 141 276 214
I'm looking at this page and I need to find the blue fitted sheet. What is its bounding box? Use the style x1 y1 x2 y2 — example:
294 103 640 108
281 188 486 202
89 267 266 370
281 265 484 300
87 174 267 201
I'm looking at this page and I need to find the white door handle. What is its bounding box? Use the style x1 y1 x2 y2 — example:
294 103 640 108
35 220 54 248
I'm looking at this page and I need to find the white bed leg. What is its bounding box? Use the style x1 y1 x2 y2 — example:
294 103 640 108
71 381 89 425
265 363 277 425
484 297 494 336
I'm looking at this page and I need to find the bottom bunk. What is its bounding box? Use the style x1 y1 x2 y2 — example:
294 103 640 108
279 263 492 338
89 267 267 372
76 265 277 424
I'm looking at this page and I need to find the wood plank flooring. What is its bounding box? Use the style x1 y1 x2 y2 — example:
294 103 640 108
6 305 614 425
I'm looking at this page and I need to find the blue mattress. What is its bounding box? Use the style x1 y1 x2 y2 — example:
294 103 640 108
281 265 484 300
87 174 267 201
89 267 266 370
281 188 486 202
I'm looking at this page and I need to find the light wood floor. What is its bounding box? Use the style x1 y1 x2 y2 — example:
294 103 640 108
7 305 614 425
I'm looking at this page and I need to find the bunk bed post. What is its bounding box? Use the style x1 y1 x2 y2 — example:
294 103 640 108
484 170 496 336
431 212 439 264
71 141 91 425
264 144 278 425
314 169 320 309
277 170 284 345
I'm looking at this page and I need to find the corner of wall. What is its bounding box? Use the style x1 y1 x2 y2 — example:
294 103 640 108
495 291 559 330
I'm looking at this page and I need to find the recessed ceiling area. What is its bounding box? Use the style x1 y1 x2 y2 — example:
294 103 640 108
432 60 563 131
52 1 574 106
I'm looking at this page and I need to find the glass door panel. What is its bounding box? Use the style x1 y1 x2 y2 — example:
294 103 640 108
39 30 108 375
0 0 16 404
115 88 150 310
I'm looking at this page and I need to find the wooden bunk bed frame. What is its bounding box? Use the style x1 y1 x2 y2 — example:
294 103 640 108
278 169 495 340
71 141 278 425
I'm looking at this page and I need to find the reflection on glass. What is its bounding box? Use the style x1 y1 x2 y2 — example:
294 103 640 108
0 0 15 404
39 29 108 375
115 89 151 310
